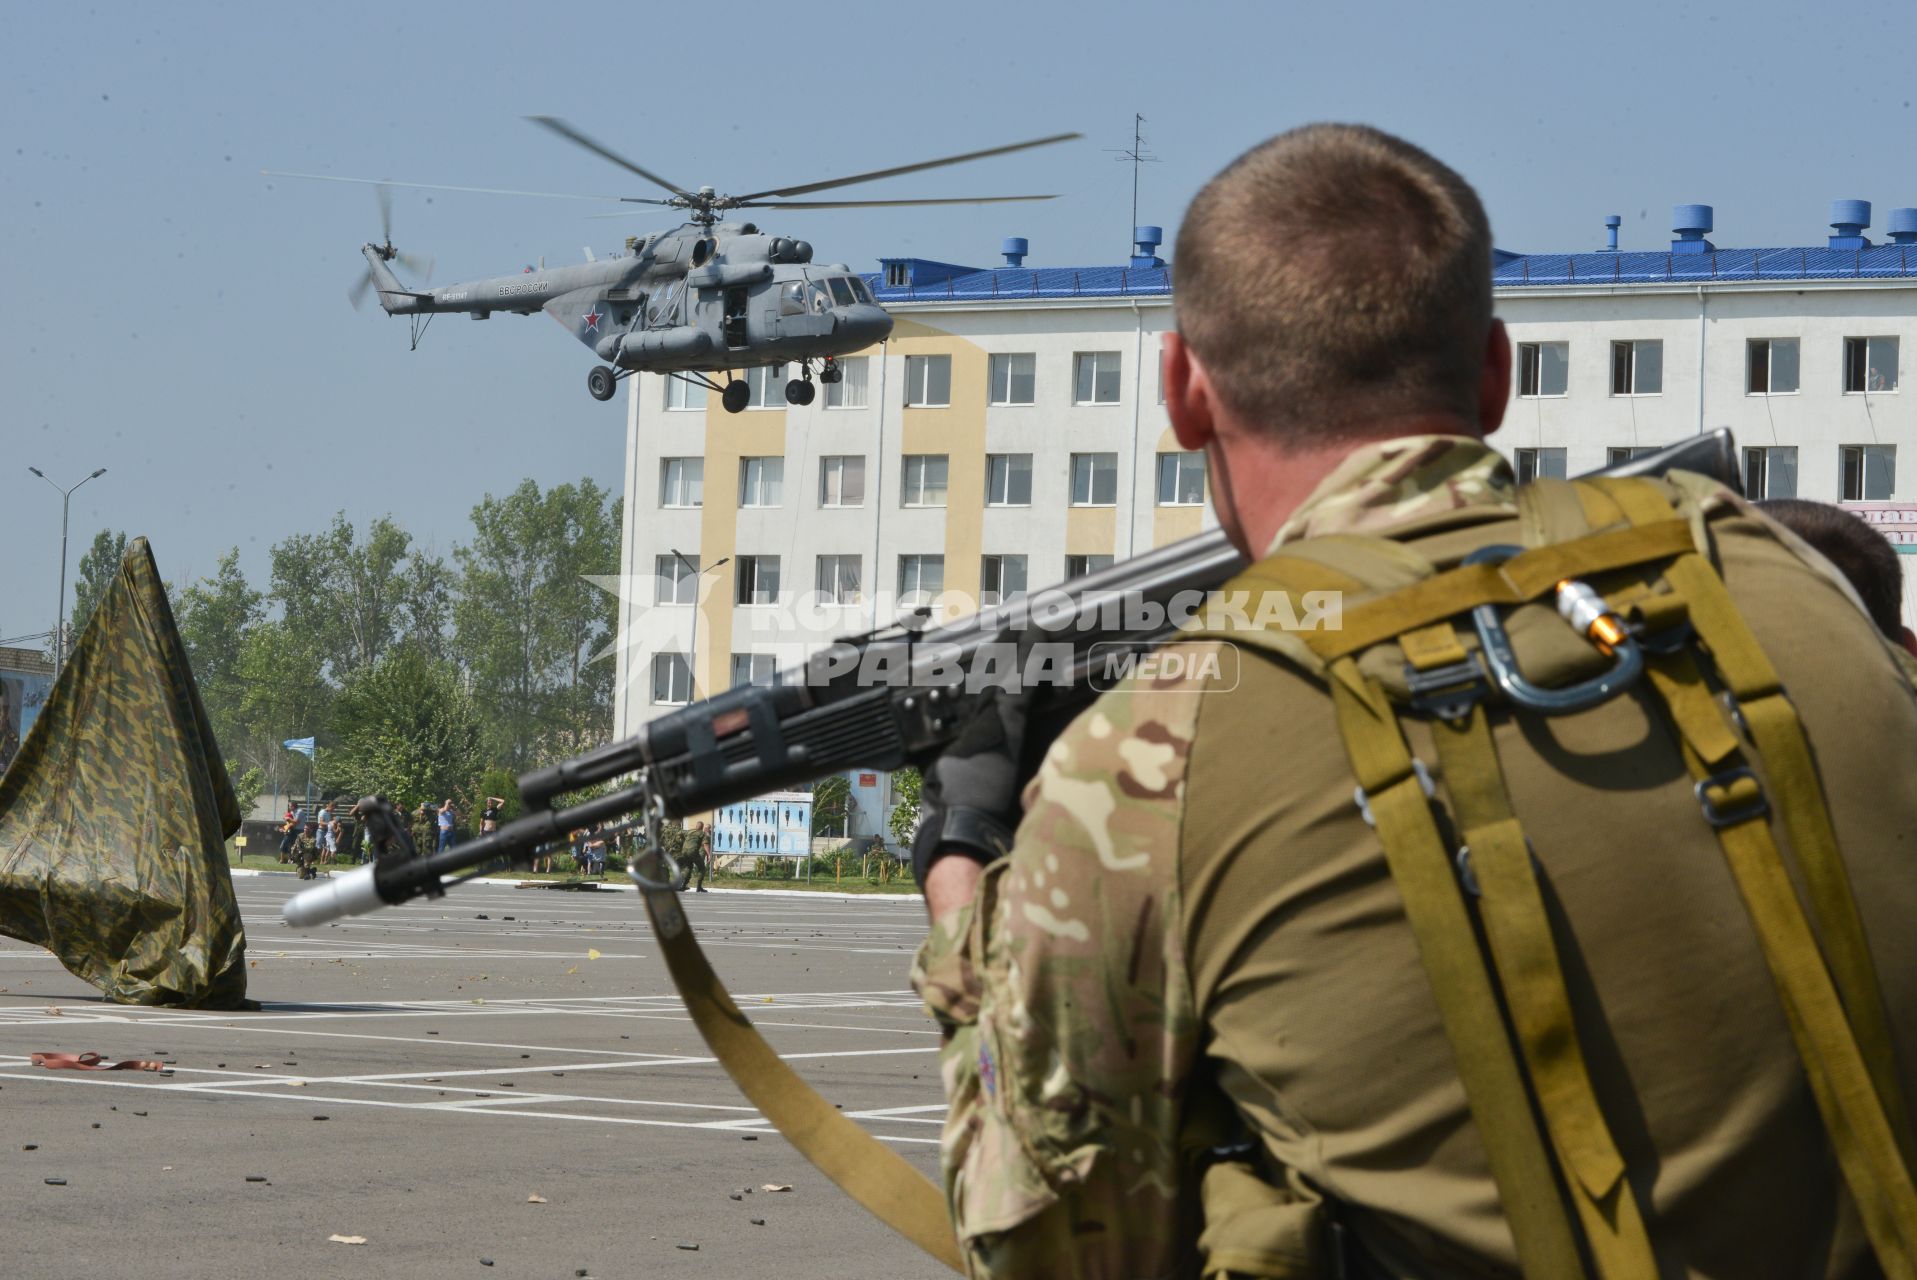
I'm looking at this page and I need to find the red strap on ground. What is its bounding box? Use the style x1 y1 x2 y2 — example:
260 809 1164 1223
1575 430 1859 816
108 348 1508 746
31 1052 167 1072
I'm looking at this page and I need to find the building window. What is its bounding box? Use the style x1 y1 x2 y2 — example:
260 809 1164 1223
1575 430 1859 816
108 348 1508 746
1517 342 1569 398
739 456 784 508
1073 351 1123 404
1070 453 1118 506
1747 339 1799 395
1514 448 1567 483
1743 447 1798 500
898 554 945 606
652 653 692 705
744 364 787 409
815 554 862 605
980 554 1028 607
655 554 700 605
1066 554 1115 578
884 262 908 288
659 457 704 508
665 376 707 411
730 653 778 689
1610 340 1663 396
989 353 1036 406
825 356 870 408
900 454 949 507
904 355 952 407
1156 451 1207 505
985 453 1033 506
735 555 781 605
818 455 865 507
1841 445 1895 501
1844 337 1900 393
1606 446 1659 466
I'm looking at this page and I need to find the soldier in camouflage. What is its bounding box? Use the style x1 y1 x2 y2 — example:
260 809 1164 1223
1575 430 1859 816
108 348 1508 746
910 125 1917 1277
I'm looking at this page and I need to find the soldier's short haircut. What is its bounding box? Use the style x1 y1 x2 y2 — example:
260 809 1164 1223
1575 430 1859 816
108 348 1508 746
1174 124 1494 440
1757 498 1906 640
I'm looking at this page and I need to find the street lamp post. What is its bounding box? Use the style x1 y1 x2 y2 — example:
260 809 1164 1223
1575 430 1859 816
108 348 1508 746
27 466 108 681
669 548 729 699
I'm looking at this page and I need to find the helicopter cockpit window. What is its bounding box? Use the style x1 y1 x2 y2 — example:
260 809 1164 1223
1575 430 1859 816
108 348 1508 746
809 282 831 314
849 277 875 304
827 277 857 307
779 281 808 317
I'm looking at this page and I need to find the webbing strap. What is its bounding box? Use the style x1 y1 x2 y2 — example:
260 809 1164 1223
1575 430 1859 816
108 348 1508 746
1594 478 1917 1167
1427 702 1656 1279
1642 645 1917 1277
1240 520 1696 662
633 869 964 1272
1328 663 1586 1278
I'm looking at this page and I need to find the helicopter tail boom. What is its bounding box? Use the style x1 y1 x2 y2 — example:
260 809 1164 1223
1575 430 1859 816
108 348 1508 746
360 244 433 314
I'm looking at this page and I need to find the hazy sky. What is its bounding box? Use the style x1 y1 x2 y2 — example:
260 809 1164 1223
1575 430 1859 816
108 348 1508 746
4 0 1911 641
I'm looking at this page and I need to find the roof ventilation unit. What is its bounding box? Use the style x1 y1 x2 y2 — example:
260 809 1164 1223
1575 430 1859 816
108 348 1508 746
1132 225 1164 268
1602 214 1621 252
1001 237 1029 267
1889 208 1917 246
1671 204 1714 255
1829 200 1873 250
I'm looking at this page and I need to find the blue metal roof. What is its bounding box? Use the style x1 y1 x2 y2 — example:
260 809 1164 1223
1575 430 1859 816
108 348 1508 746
860 242 1917 304
865 261 1173 303
1495 245 1917 287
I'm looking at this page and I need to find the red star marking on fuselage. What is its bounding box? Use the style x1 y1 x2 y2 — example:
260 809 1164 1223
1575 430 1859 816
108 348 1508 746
583 310 602 332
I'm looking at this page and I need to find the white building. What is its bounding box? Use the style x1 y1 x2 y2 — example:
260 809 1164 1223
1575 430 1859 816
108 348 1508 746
613 203 1917 756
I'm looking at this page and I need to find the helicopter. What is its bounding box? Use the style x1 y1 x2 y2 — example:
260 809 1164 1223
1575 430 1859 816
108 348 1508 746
270 119 1080 410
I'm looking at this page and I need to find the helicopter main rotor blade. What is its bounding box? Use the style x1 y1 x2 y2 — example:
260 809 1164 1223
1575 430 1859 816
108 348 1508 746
524 116 691 200
349 268 375 311
263 169 634 203
729 132 1081 203
396 249 435 282
377 183 393 244
741 194 1061 210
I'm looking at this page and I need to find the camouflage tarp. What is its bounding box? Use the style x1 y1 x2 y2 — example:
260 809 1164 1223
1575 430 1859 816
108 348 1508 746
0 538 248 1007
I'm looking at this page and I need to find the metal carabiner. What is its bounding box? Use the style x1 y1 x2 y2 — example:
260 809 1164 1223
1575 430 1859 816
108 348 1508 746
1463 544 1645 715
624 779 683 893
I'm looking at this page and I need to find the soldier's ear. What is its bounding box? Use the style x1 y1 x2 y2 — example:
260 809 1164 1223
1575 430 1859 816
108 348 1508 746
1165 333 1217 452
1478 320 1512 438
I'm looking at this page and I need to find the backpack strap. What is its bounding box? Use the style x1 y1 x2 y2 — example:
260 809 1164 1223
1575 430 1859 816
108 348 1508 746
1590 478 1917 1273
1328 658 1588 1278
1404 624 1657 1278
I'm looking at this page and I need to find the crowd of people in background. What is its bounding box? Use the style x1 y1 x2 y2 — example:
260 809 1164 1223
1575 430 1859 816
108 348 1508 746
271 794 633 881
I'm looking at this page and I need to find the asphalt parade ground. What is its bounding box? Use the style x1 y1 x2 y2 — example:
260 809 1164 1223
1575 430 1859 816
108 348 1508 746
0 874 951 1280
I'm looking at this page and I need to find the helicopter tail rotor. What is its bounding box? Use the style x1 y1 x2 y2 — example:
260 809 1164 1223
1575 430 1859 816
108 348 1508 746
349 183 433 310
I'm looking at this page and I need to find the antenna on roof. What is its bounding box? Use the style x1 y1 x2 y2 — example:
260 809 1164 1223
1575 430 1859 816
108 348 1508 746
1106 113 1160 249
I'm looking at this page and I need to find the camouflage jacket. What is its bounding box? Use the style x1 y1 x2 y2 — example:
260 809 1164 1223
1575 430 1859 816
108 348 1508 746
910 436 1514 1278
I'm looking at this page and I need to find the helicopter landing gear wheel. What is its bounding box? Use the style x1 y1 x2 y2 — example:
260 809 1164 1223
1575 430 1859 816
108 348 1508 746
784 378 816 406
721 380 751 414
587 366 618 401
819 359 842 385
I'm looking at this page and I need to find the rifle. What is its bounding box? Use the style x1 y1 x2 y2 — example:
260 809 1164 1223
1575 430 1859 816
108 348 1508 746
284 428 1739 928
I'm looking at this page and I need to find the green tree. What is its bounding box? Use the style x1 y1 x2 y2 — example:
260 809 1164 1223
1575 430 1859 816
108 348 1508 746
175 548 268 806
454 478 621 769
319 645 487 806
270 514 417 681
812 774 851 837
235 620 333 804
68 529 128 642
887 767 923 846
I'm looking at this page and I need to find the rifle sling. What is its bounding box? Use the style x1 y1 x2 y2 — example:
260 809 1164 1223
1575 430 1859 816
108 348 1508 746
632 868 964 1272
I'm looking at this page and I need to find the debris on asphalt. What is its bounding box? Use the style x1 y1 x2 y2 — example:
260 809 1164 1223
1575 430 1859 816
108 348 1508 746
761 1184 792 1193
587 949 601 960
22 1143 37 1151
328 1235 367 1246
728 1193 743 1201
479 1258 494 1267
527 1194 547 1203
133 1111 147 1117
750 1218 765 1226
90 1123 100 1129
313 1116 330 1121
245 1175 269 1183
45 1177 67 1186
475 914 490 920
740 1135 757 1141
676 1243 699 1251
